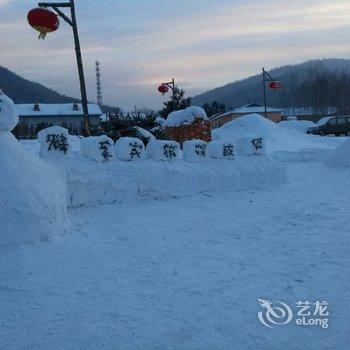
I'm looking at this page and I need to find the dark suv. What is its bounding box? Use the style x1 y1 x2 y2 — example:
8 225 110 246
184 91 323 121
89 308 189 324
307 116 350 136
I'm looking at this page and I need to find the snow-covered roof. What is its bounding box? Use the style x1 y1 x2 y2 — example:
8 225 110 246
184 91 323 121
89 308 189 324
15 103 102 117
210 103 282 120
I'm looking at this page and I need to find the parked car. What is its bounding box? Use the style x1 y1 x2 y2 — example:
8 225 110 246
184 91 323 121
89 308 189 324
307 116 350 136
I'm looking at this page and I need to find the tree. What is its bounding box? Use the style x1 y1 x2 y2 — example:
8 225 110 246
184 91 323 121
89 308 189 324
203 101 226 117
159 87 191 118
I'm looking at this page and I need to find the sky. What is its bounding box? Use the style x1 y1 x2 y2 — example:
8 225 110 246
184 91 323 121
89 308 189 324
0 0 350 110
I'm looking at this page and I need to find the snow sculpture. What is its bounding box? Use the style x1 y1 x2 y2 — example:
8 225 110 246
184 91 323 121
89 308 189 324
236 136 266 156
0 94 67 247
208 139 236 159
37 126 70 160
183 139 207 162
114 137 145 161
147 140 181 161
81 135 114 162
0 91 19 131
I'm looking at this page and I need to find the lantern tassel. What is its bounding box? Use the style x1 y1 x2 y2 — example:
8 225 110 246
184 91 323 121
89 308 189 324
38 32 46 40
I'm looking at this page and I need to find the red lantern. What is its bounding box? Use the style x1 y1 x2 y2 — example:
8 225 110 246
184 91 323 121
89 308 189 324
158 84 169 94
269 81 282 89
27 7 60 40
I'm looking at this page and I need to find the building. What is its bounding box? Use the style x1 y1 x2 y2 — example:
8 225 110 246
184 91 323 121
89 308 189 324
13 102 103 139
282 107 337 122
210 103 283 129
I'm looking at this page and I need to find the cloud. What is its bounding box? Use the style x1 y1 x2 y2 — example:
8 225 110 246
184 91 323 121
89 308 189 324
1 0 350 109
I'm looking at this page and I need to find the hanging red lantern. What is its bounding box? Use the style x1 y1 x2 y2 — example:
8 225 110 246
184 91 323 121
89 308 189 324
269 81 282 89
27 7 60 40
158 84 169 94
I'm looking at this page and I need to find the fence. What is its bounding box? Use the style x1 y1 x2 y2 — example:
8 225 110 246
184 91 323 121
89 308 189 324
165 120 212 145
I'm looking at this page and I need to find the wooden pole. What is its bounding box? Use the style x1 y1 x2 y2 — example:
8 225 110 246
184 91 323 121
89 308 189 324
38 0 91 136
70 0 90 135
262 67 267 119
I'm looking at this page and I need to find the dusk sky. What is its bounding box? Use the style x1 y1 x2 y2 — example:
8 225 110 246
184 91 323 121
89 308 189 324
1 0 350 110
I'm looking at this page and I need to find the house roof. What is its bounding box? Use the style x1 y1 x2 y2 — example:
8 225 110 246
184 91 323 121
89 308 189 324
15 103 102 117
210 103 282 120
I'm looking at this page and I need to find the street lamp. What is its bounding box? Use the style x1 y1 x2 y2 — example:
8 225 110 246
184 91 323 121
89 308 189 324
28 0 91 136
158 78 176 102
262 67 281 119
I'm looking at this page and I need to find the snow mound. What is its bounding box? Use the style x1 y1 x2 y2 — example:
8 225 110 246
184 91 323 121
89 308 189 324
279 120 315 133
81 135 115 162
327 138 350 167
236 136 266 156
212 114 341 154
147 140 181 161
0 92 19 131
183 140 208 162
208 140 236 159
165 106 208 126
0 132 67 247
38 126 71 160
114 137 145 161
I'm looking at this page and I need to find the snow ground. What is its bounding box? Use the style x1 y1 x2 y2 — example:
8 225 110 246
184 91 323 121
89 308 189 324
1 145 349 349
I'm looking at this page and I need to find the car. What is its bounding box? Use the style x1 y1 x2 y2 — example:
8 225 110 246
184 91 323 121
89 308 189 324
307 116 350 136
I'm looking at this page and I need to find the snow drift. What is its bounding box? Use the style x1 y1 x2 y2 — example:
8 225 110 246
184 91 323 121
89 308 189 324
212 114 343 154
279 120 315 133
327 138 350 167
0 132 68 247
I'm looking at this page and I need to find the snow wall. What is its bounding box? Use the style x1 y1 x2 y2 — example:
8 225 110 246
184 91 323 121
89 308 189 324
66 156 286 207
0 132 68 247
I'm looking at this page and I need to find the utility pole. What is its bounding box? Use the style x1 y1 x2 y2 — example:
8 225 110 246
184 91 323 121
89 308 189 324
262 68 281 119
262 68 267 119
37 0 91 135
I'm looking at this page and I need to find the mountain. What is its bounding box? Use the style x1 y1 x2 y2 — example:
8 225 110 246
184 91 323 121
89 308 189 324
0 66 77 104
192 58 350 110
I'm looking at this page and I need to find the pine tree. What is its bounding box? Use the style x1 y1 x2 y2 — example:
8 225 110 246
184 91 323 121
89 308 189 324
159 87 191 118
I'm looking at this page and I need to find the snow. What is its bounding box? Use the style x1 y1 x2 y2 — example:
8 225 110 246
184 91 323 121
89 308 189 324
66 155 284 207
165 106 208 126
37 126 71 160
327 138 350 167
147 140 181 161
0 92 19 131
183 139 208 161
1 155 349 349
2 109 350 348
212 113 344 153
207 139 236 159
236 136 266 156
0 132 67 247
317 116 333 126
81 135 115 162
134 126 156 143
279 120 315 133
114 137 145 161
15 103 102 116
